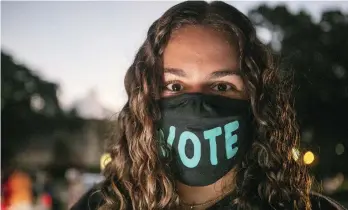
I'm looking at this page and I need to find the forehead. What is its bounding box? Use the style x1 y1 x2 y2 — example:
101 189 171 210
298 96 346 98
163 25 239 72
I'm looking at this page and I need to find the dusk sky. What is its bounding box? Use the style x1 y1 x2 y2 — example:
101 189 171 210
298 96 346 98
2 1 348 112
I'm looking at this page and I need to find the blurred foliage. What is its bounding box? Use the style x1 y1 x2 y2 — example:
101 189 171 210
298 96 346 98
1 5 348 181
249 6 348 178
1 52 85 168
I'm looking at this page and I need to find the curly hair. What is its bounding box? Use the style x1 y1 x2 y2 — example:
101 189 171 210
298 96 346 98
100 1 312 209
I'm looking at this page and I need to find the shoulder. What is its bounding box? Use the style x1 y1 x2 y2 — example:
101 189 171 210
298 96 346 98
70 183 104 210
70 187 347 210
310 192 347 210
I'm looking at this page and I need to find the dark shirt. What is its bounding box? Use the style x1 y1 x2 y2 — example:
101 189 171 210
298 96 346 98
71 184 346 210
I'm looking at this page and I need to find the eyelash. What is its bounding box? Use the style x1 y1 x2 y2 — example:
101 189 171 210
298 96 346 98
163 80 183 91
163 80 237 92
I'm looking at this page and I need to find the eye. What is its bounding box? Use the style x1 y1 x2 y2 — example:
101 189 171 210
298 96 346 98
211 83 233 92
165 82 184 92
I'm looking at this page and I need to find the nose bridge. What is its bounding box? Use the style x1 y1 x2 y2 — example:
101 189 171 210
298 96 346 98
185 70 207 94
186 85 204 94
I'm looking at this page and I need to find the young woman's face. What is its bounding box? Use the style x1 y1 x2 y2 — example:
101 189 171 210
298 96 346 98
162 25 246 99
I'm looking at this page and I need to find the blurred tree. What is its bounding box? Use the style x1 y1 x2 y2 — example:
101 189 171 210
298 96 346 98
1 52 84 168
248 6 348 178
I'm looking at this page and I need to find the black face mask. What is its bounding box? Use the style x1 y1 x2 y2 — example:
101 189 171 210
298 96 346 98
157 93 253 186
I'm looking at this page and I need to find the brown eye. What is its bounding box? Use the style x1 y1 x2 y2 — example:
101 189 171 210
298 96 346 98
166 83 183 92
212 83 232 92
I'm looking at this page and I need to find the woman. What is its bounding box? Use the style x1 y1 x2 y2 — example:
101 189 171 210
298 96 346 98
72 1 346 210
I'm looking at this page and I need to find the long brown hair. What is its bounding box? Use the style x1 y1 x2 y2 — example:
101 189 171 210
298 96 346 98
100 1 312 209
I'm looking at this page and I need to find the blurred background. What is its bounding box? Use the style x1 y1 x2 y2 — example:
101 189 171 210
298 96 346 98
1 1 348 209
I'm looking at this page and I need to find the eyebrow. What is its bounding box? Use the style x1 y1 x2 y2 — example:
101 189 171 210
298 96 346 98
164 68 187 77
164 68 241 79
208 69 241 79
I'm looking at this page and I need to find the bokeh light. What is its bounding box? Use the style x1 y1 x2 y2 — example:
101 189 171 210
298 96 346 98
335 143 345 155
292 148 300 161
303 151 315 165
100 153 111 171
